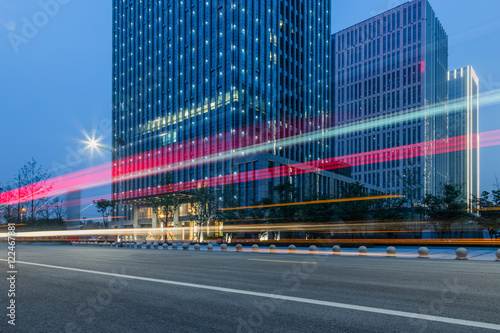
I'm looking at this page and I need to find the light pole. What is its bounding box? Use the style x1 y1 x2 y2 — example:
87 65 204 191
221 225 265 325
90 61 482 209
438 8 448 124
87 139 114 153
84 137 126 233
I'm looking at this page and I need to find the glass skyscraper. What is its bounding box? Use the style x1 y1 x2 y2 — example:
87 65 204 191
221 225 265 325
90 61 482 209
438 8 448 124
332 0 449 199
111 0 332 229
447 66 479 205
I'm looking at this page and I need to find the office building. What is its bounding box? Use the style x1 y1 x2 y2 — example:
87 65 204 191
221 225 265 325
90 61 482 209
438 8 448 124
332 0 448 198
110 0 332 233
447 66 479 203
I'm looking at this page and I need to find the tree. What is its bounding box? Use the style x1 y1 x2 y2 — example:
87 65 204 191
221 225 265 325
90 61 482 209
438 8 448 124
398 165 423 222
372 196 408 239
335 182 372 222
17 158 52 222
420 184 473 239
148 174 180 240
213 184 247 242
191 185 216 242
52 197 65 222
473 181 500 239
263 182 301 240
94 199 116 228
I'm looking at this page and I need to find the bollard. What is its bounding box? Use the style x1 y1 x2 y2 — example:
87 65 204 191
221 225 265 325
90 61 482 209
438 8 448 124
144 241 149 249
309 245 318 253
182 243 189 251
269 244 276 253
172 242 178 250
252 244 259 252
158 242 164 250
418 247 429 258
111 242 116 247
221 243 228 251
194 244 201 251
386 246 397 257
153 243 159 249
207 244 214 251
496 249 500 261
332 245 341 254
288 244 296 253
236 244 243 252
455 247 468 260
358 246 368 255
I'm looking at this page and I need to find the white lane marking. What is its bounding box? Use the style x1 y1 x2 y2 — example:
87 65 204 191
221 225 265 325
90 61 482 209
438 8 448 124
2 258 500 331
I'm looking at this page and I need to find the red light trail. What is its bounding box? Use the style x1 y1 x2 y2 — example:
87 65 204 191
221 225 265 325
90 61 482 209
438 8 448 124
1 129 498 208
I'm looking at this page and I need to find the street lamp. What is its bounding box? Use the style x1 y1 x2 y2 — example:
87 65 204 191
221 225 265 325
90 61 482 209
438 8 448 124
84 135 126 235
86 138 113 153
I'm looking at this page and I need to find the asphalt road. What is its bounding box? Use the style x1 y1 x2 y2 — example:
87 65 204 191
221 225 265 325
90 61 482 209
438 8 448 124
1 244 499 333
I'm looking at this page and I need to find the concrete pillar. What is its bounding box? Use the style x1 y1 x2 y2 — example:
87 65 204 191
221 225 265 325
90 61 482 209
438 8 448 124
132 206 139 229
173 206 180 227
152 211 158 229
132 206 140 241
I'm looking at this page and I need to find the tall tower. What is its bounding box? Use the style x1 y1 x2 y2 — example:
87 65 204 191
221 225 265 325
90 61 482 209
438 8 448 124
111 0 332 227
447 66 479 204
332 0 448 199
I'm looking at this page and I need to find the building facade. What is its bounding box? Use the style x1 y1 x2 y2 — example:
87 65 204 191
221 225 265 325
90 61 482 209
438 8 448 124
332 0 449 199
111 0 332 233
447 66 479 204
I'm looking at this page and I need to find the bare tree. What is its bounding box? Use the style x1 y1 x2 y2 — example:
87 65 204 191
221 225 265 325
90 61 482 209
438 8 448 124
18 158 52 222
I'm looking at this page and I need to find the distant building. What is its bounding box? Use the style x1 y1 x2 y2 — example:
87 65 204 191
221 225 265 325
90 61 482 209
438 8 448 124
447 66 479 204
332 0 449 198
111 0 333 234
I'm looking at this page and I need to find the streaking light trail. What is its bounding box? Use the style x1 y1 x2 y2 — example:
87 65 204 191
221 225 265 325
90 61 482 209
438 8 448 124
2 88 500 206
219 195 405 210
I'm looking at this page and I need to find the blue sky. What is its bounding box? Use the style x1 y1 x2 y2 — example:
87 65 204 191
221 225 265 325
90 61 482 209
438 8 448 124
0 0 499 209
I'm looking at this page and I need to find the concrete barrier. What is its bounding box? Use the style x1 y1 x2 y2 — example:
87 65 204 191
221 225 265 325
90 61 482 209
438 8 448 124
194 244 201 251
207 244 214 251
386 246 397 257
288 244 296 253
455 247 468 260
418 247 429 258
309 245 318 253
182 243 189 250
358 246 368 255
236 244 243 252
269 244 276 253
332 245 341 254
252 244 259 252
221 243 228 251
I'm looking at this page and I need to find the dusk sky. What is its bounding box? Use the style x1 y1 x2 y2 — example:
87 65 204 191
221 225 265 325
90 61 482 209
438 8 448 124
1 0 499 206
